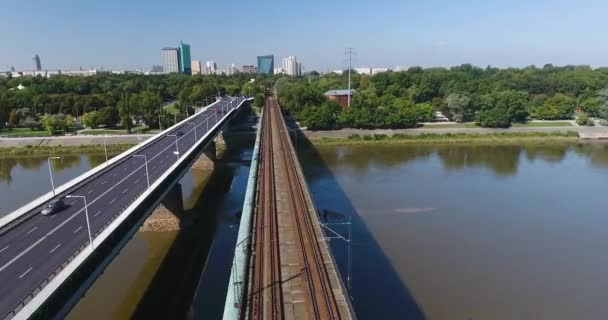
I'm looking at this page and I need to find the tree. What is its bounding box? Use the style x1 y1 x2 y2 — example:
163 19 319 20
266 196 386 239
82 111 101 129
476 107 511 128
42 114 67 135
0 106 7 130
254 93 265 108
576 113 594 126
446 93 472 122
299 100 340 130
117 93 133 133
581 97 603 116
530 93 576 120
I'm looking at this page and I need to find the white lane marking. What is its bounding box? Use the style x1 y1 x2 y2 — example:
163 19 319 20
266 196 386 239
0 245 8 253
94 210 102 217
134 179 140 184
122 188 129 194
0 237 44 273
74 226 83 234
26 227 38 235
87 189 93 194
18 267 33 279
0 114 214 272
49 244 61 254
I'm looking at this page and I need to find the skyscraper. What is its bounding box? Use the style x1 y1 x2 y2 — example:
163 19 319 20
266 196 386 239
191 60 202 75
178 41 191 75
161 47 180 73
206 61 217 74
257 55 274 74
33 54 41 71
283 56 300 76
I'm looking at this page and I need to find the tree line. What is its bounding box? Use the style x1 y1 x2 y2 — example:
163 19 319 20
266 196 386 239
0 73 268 134
276 64 608 129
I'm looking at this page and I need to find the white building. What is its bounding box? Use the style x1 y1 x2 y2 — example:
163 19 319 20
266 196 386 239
192 60 202 75
282 56 301 76
206 61 217 74
227 63 237 75
161 47 180 73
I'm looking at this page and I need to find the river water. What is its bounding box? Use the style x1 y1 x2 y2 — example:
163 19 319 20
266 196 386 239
2 141 608 319
297 142 608 320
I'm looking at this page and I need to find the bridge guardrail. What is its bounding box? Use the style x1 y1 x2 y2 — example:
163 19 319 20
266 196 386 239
9 97 251 320
0 99 227 233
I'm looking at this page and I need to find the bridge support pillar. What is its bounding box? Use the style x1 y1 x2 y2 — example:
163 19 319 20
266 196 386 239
140 183 191 232
192 141 217 170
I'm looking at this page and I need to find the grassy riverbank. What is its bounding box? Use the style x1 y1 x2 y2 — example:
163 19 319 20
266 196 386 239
308 131 580 145
0 144 135 156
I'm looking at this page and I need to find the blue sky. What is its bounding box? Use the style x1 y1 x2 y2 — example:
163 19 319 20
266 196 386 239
2 0 607 71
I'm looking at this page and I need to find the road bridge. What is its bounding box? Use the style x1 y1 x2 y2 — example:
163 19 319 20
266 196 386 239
0 96 251 320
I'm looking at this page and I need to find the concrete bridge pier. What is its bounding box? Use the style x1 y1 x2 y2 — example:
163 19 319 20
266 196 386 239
191 141 218 170
140 183 192 232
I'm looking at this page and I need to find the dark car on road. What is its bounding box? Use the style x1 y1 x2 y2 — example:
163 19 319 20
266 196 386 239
41 199 66 216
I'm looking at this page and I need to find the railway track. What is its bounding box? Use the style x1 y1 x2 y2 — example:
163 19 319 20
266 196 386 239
243 96 344 320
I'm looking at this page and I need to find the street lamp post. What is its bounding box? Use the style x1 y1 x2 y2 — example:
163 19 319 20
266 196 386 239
133 154 150 188
167 134 179 160
159 104 163 131
188 122 197 141
65 195 94 250
47 156 61 196
103 134 108 165
174 113 177 125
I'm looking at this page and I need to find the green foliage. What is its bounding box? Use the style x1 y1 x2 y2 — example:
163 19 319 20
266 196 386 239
299 101 340 130
82 111 101 129
530 93 576 120
580 97 603 116
475 107 512 128
42 114 67 135
576 113 594 126
253 93 265 108
446 93 473 122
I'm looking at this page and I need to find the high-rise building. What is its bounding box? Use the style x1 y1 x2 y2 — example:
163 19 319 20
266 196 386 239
192 60 202 75
227 63 237 75
178 41 191 75
206 61 217 74
283 56 301 76
151 65 164 72
257 55 274 74
161 47 180 73
33 54 42 71
242 65 256 74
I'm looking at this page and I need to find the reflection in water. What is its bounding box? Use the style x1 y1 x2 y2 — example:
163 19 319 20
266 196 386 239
0 153 116 216
300 141 608 319
308 143 608 177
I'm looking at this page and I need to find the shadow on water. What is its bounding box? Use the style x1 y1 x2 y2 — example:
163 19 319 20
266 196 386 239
292 128 426 319
130 158 238 319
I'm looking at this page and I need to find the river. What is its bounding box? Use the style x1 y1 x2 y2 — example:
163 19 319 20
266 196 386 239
297 141 608 320
2 141 608 319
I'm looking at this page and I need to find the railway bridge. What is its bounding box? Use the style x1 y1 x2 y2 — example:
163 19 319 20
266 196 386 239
223 97 354 320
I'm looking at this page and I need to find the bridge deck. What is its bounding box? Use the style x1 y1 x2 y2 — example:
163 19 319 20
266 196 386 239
0 97 246 319
243 97 352 320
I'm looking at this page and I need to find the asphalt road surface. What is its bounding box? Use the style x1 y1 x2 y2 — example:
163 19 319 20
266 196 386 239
0 97 242 318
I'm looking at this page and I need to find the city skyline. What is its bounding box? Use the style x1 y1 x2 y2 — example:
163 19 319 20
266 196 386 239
2 0 608 71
